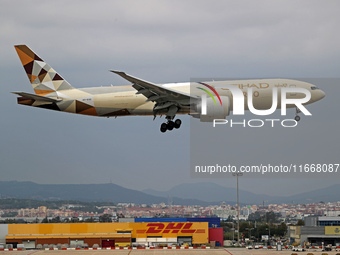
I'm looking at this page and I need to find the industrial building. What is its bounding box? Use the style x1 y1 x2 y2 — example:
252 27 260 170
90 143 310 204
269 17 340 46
0 218 222 249
288 216 340 246
134 217 223 246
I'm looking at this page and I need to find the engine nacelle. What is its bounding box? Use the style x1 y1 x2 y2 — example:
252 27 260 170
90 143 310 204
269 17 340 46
194 96 230 122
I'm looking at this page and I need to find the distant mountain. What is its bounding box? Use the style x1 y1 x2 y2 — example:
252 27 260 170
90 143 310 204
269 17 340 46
143 182 275 204
0 181 216 206
0 181 338 206
143 182 340 204
274 184 340 204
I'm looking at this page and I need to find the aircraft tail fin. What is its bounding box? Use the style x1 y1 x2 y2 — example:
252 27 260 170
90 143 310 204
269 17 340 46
14 45 74 96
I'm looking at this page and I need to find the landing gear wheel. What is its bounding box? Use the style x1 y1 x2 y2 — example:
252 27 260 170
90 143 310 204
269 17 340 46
174 119 182 129
160 123 167 133
167 121 174 130
295 108 301 122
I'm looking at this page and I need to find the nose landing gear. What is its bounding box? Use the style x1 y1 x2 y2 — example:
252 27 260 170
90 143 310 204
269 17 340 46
295 108 301 122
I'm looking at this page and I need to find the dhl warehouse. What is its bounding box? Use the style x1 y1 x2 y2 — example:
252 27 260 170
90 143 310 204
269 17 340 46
0 218 223 249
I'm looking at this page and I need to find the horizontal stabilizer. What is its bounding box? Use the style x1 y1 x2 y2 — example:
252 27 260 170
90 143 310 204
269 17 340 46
11 92 61 103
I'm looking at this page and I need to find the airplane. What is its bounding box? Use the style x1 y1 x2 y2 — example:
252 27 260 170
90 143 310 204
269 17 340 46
13 45 325 132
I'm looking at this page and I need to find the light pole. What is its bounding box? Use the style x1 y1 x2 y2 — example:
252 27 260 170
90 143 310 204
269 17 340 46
266 227 271 246
233 172 243 246
263 200 268 223
231 221 235 243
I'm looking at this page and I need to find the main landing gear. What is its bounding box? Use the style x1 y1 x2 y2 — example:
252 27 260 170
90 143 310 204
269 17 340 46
159 105 182 133
160 119 182 133
295 108 301 122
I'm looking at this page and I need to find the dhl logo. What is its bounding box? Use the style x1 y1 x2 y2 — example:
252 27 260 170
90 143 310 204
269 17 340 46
137 223 205 234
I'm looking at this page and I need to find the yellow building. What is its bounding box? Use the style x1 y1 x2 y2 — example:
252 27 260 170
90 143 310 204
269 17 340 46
6 222 208 248
325 226 340 236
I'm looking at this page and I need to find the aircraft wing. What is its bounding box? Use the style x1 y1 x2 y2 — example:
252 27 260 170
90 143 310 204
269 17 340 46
110 70 199 105
12 92 62 103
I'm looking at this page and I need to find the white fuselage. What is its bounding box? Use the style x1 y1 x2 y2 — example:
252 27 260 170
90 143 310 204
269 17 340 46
71 79 324 117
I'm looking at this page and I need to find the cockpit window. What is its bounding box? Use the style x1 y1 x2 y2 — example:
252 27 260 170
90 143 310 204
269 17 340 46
311 86 319 90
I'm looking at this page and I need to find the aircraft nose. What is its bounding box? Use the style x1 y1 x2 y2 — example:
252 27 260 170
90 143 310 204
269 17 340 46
310 87 325 103
312 89 325 103
318 90 326 100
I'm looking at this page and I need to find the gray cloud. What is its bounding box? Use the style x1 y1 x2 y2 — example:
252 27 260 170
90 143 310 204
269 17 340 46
0 0 339 197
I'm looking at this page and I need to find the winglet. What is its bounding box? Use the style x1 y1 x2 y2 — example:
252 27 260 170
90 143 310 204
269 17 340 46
110 70 125 75
110 70 143 85
110 70 128 79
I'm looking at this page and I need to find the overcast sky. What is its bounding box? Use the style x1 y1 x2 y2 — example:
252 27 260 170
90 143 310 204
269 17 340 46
1 0 339 198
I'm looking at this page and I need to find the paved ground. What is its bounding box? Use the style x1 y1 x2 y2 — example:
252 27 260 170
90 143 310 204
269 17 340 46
1 248 340 255
225 247 340 254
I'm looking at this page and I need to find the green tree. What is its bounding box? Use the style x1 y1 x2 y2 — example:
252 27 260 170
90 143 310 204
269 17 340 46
99 214 112 223
50 216 61 223
4 219 17 223
248 211 262 222
84 217 95 222
276 222 287 236
262 211 281 223
41 216 48 223
296 220 304 226
70 217 80 223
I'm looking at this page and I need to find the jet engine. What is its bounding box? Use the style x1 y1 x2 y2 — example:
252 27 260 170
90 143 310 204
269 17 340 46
193 96 230 122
